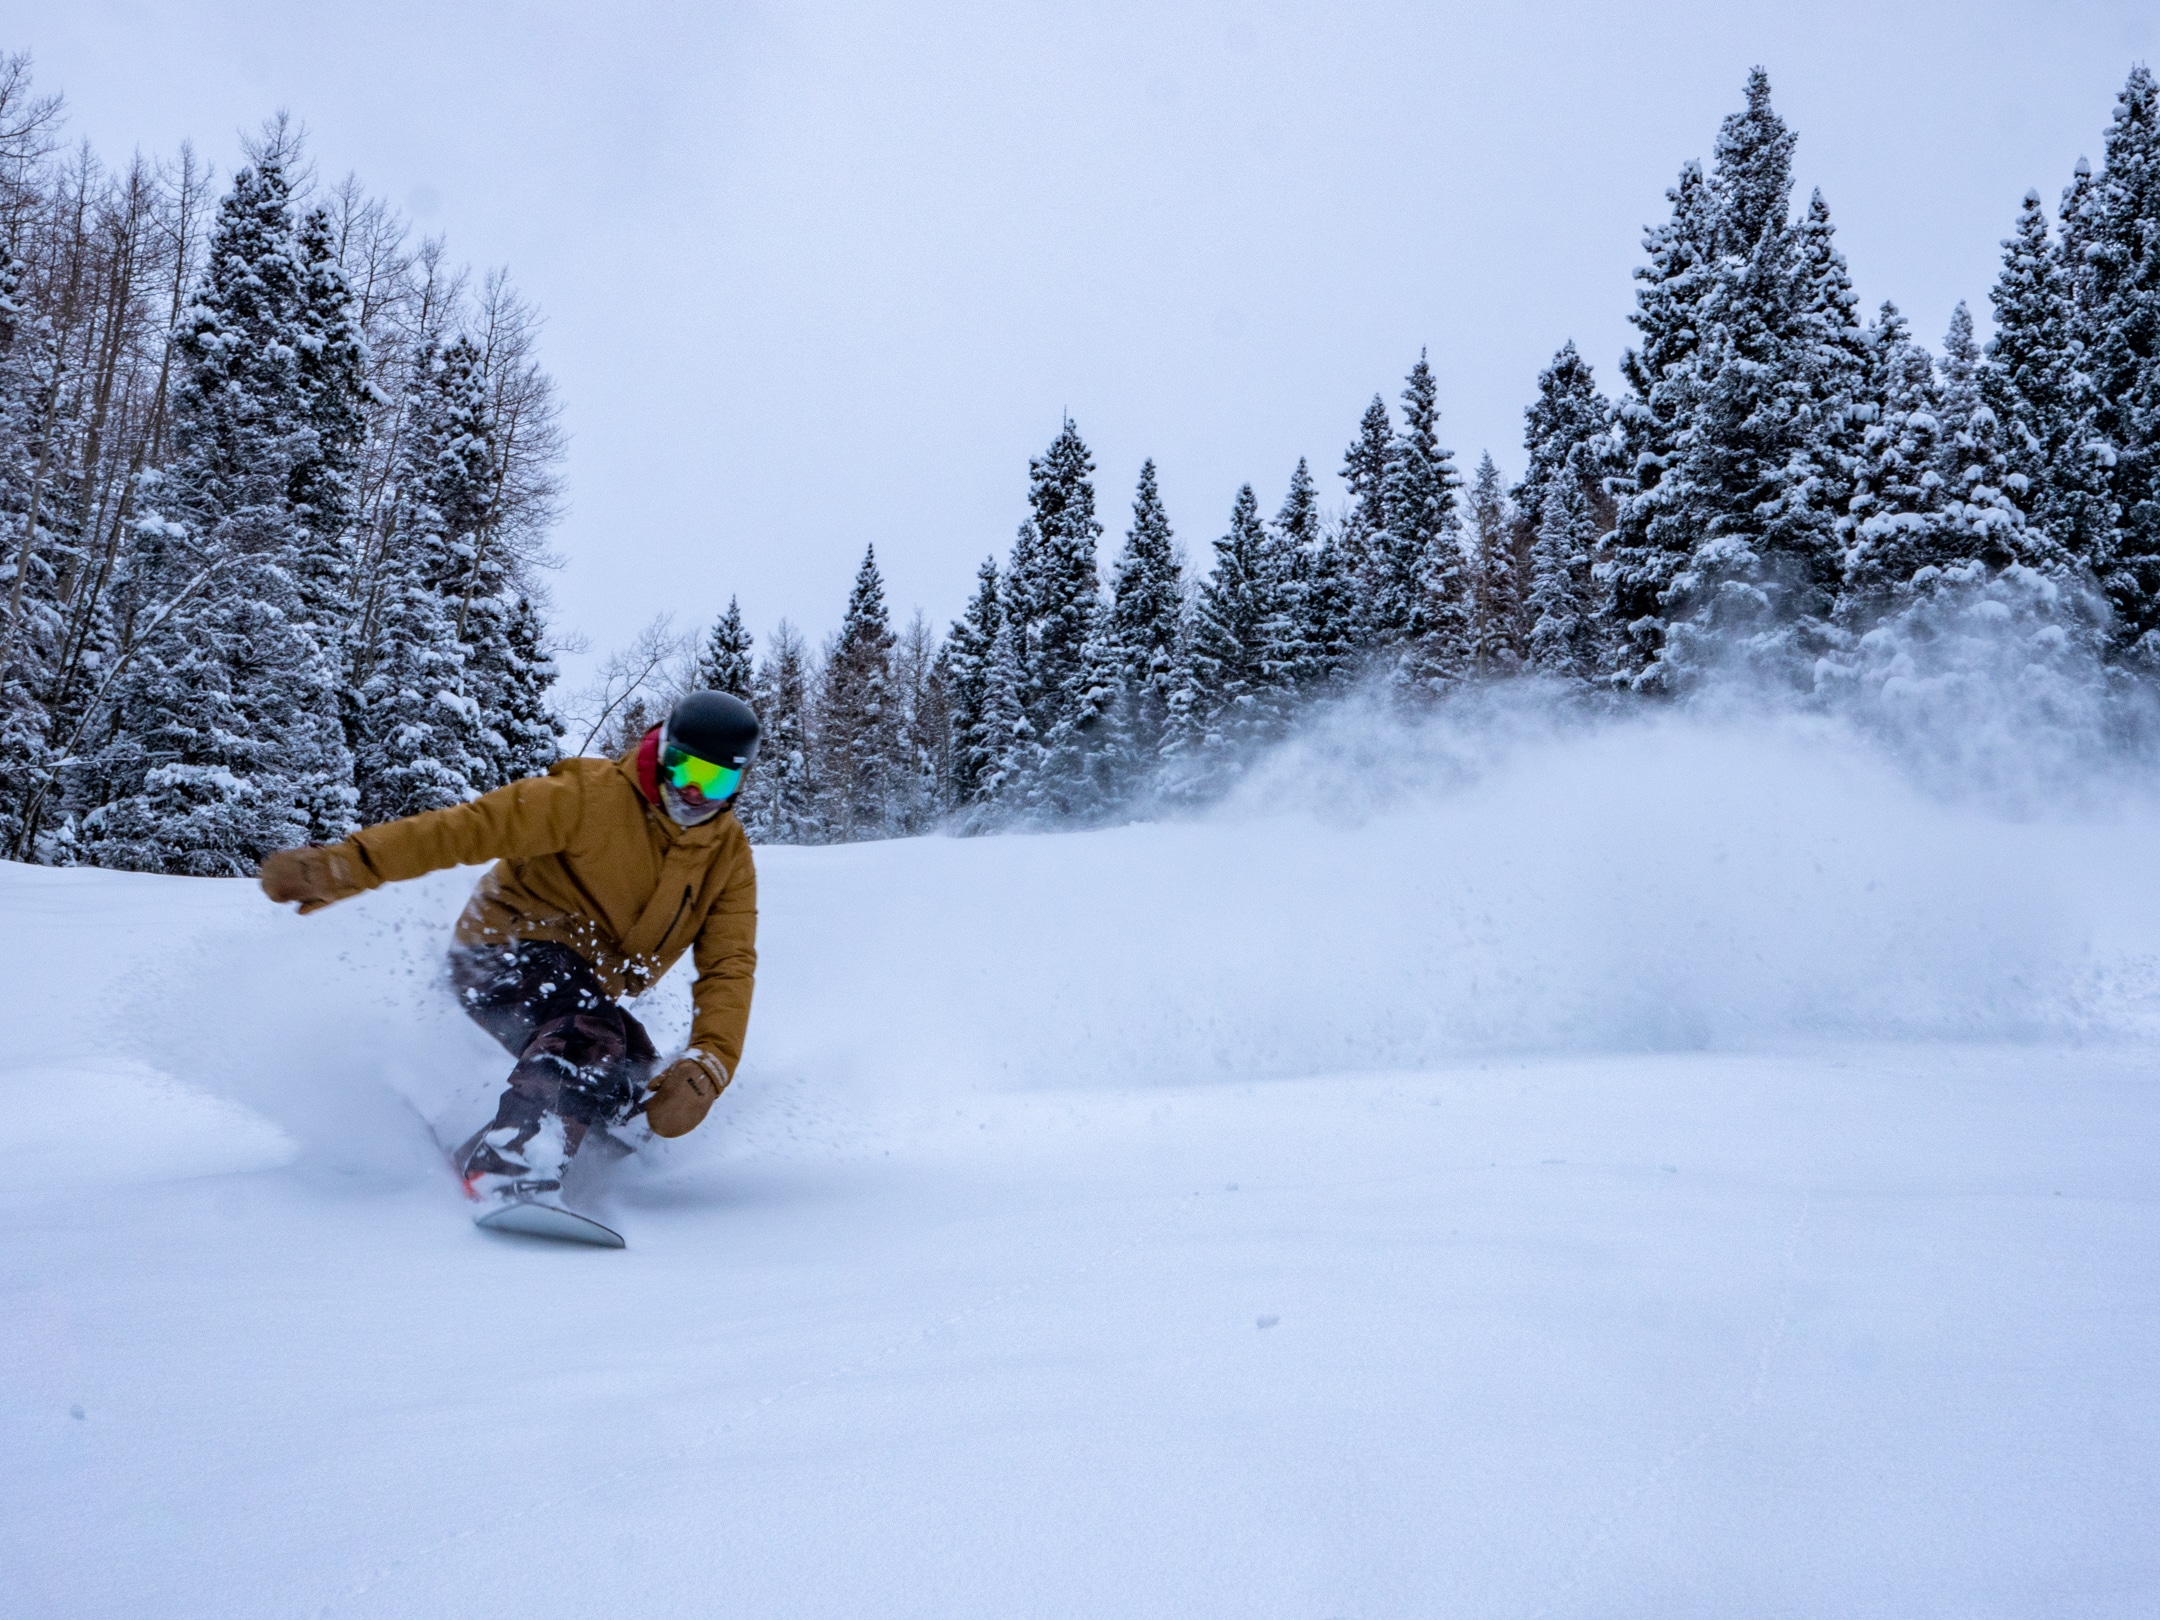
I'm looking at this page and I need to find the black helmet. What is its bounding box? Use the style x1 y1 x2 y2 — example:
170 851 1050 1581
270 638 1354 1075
666 690 761 770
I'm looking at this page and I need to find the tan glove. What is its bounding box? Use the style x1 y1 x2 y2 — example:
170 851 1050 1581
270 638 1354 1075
646 1049 729 1138
259 845 366 915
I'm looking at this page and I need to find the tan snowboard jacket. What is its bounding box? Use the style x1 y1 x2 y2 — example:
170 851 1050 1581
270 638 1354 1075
322 745 757 1076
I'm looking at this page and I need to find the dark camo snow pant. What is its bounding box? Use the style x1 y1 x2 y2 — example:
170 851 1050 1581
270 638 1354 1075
448 941 658 1162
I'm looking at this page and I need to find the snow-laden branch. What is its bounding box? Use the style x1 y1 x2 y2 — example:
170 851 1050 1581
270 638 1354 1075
15 553 243 837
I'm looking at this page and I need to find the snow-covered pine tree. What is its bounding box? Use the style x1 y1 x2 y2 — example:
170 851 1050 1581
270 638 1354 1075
1411 525 1472 694
1657 70 1843 689
457 592 522 785
1513 343 1615 671
73 154 355 873
979 605 1031 810
1016 418 1109 810
352 511 482 823
1936 302 2052 575
1002 518 1040 705
1069 616 1125 814
1606 160 1718 680
1465 452 1522 675
1106 458 1184 769
944 557 1004 806
980 514 1046 805
1526 477 1597 680
287 204 369 839
1679 70 1806 571
1711 67 1798 257
890 610 949 832
1791 188 1872 395
2077 66 2160 662
1380 352 1467 689
1514 342 1614 542
351 339 488 822
696 596 756 700
1174 484 1296 776
816 544 898 839
1266 458 1321 692
420 336 514 789
1300 513 1363 693
0 241 59 858
1339 393 1392 634
740 620 820 843
1784 186 1872 567
1839 303 1956 602
1984 190 2111 572
2056 148 2105 545
289 208 366 633
1936 301 1984 454
594 695 661 762
494 594 561 782
2059 153 2101 303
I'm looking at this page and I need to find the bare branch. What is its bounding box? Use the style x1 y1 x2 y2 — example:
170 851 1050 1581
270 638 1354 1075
562 615 694 757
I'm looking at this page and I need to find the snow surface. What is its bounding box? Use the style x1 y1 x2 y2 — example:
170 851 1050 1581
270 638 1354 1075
4 713 2158 1617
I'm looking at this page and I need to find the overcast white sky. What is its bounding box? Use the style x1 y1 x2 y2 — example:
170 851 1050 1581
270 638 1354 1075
16 1 2159 675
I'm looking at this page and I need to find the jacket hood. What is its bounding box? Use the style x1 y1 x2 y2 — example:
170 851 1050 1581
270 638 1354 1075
633 727 662 804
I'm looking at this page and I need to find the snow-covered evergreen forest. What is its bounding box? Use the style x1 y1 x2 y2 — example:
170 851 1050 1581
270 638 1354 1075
6 58 2160 863
0 56 564 873
596 61 2160 845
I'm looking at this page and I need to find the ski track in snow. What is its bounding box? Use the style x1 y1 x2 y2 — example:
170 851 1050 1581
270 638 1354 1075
5 717 2160 1617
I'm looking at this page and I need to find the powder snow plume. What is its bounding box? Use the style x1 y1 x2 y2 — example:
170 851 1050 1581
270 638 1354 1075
93 571 2160 1177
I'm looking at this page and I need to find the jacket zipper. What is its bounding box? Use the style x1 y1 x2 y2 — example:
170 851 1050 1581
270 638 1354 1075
660 884 692 949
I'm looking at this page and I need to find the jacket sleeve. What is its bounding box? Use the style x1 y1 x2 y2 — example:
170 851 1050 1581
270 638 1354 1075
687 843 758 1076
339 771 587 889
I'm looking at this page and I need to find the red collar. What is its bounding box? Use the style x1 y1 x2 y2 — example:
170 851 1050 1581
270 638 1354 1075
635 726 663 804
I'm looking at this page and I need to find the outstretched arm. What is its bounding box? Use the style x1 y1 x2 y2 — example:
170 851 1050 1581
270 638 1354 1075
260 772 586 912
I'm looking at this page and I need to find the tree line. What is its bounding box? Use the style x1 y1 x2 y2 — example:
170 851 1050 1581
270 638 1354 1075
665 65 2160 843
0 54 566 872
7 59 2157 862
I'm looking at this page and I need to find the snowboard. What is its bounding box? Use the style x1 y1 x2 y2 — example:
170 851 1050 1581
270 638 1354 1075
474 1198 626 1249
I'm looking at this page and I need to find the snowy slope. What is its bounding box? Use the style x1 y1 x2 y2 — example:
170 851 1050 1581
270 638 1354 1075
4 713 2158 1618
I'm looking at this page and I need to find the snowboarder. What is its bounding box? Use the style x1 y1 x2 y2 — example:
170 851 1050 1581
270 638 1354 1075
258 691 761 1206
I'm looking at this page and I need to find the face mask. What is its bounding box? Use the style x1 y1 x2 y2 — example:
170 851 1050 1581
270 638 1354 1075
661 780 726 826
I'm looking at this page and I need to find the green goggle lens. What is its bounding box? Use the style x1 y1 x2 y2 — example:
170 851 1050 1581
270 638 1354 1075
661 744 743 801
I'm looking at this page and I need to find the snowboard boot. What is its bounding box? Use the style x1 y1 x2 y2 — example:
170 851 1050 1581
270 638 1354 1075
454 1007 650 1205
455 1111 571 1207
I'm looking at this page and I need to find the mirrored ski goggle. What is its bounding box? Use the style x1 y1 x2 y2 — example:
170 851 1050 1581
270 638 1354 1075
661 744 744 801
